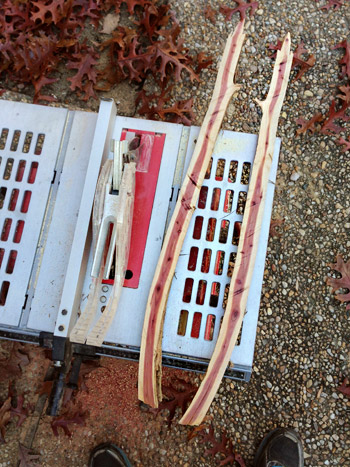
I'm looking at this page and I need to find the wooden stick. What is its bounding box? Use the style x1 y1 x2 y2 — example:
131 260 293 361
179 33 293 426
70 160 113 344
86 162 135 346
138 21 246 408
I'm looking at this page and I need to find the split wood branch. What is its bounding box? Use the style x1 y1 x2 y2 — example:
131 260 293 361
70 160 113 344
138 21 246 408
179 33 293 425
86 162 135 346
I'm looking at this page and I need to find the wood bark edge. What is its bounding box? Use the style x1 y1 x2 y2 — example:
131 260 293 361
179 33 293 426
138 21 246 408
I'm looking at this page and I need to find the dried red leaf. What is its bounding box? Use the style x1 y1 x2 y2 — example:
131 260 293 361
337 137 350 152
219 0 258 21
270 40 315 81
269 218 285 238
137 88 195 126
18 443 40 467
67 45 99 100
337 85 350 104
51 412 85 437
295 113 323 135
204 5 217 24
154 377 197 425
197 424 246 466
327 255 350 309
10 395 29 427
74 0 101 29
78 359 101 392
321 100 350 135
196 52 214 74
292 42 316 80
37 380 54 397
319 0 345 10
30 0 71 25
334 40 350 79
0 343 30 381
136 3 171 40
337 377 350 397
0 398 11 444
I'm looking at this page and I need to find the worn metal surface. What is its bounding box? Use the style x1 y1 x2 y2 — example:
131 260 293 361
0 100 68 327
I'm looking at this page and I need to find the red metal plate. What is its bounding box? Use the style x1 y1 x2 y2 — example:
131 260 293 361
122 129 165 288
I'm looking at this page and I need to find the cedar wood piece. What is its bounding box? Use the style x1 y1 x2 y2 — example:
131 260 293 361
138 21 246 408
179 33 293 425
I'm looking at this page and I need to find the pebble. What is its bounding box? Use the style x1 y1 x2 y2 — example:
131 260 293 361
290 171 301 181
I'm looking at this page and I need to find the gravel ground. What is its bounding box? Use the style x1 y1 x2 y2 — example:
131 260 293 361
1 0 350 465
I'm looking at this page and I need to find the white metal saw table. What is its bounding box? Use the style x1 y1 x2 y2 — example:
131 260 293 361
0 98 280 382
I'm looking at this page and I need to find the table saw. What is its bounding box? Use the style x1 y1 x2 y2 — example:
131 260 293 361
0 98 280 387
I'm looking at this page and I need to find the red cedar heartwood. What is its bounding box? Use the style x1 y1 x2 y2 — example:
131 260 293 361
138 21 246 408
179 33 293 425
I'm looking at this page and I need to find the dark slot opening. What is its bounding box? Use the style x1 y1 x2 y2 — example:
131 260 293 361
191 312 202 338
1 218 12 241
237 191 247 215
3 158 14 180
206 218 216 242
201 249 212 273
204 315 216 341
0 281 10 306
0 249 4 269
227 251 237 277
13 220 25 244
241 162 251 185
0 129 9 150
28 161 39 184
228 160 238 183
21 191 32 213
210 188 221 211
8 189 19 211
198 186 208 209
219 220 229 244
182 278 194 303
193 216 204 240
215 159 225 181
232 221 242 246
22 132 33 153
6 250 17 274
224 189 234 213
214 250 225 275
16 160 26 182
177 310 189 336
209 282 220 307
205 157 213 179
0 187 7 209
10 130 21 152
196 280 207 305
223 283 230 310
188 247 198 271
34 133 45 155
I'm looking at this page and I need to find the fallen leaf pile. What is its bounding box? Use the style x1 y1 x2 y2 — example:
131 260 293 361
0 0 213 125
295 40 350 149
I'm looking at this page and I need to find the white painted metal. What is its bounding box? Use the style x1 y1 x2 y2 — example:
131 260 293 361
54 99 116 337
0 98 279 379
162 128 280 365
27 111 98 332
0 101 68 327
78 117 183 345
